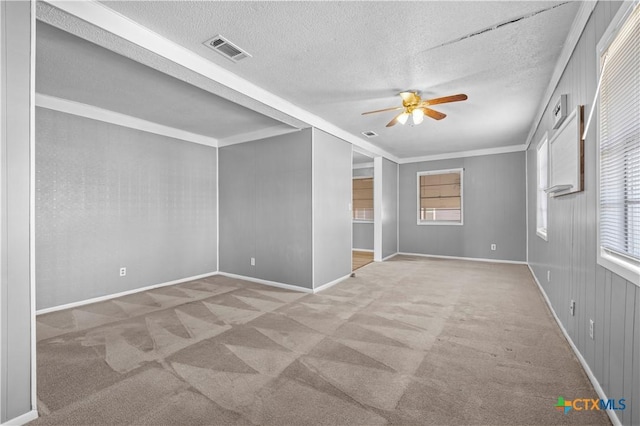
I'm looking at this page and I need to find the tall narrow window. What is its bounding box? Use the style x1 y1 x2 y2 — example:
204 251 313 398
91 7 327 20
597 3 639 284
417 169 463 224
536 135 549 240
353 177 373 221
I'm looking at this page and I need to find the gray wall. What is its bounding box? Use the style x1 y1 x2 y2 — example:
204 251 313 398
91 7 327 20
219 129 313 289
353 223 374 250
399 152 526 262
381 159 398 259
1 0 33 421
352 167 373 177
352 167 374 250
527 2 638 425
35 108 218 309
313 129 352 287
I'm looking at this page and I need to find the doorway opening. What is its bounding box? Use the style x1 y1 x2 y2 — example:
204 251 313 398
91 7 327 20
352 149 375 271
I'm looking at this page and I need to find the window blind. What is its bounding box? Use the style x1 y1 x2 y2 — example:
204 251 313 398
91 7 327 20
353 178 373 220
599 4 639 262
419 171 462 222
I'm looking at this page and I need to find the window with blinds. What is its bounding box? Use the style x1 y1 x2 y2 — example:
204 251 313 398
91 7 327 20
417 169 463 224
536 135 549 240
353 177 373 221
597 3 639 284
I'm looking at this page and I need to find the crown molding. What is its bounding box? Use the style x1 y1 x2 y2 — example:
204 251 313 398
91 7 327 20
36 94 219 147
398 144 526 164
524 1 597 149
42 0 399 163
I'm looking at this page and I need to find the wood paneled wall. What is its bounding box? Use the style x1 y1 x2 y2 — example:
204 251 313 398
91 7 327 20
527 3 639 425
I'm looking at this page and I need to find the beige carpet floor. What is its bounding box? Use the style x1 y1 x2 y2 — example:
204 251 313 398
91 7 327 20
32 256 610 425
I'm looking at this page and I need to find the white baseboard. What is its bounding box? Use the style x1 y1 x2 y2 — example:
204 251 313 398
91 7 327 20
381 253 398 261
218 271 313 294
397 252 527 265
313 273 351 293
2 410 38 426
36 271 219 315
527 265 622 426
352 248 374 252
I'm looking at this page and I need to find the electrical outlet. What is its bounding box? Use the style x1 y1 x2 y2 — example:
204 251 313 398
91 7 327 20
570 299 575 316
250 257 255 266
547 270 551 282
490 244 497 251
119 267 126 277
589 319 594 339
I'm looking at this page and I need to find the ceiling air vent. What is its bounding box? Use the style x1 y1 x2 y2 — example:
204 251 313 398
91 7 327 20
362 131 378 138
203 35 251 62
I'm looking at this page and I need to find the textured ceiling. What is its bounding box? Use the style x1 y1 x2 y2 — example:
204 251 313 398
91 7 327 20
36 21 295 140
96 0 581 158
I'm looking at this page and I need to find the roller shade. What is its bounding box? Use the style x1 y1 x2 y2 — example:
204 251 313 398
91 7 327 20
353 178 373 220
419 171 462 222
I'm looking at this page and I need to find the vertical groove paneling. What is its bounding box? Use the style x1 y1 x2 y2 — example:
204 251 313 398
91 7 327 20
622 283 636 426
595 266 606 380
609 275 627 401
604 270 612 396
576 26 585 351
584 6 598 372
632 288 640 426
527 2 637 424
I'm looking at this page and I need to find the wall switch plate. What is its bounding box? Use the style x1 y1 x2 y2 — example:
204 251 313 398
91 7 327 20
490 244 497 251
589 319 594 339
570 300 575 316
547 270 551 282
119 267 126 277
250 257 255 266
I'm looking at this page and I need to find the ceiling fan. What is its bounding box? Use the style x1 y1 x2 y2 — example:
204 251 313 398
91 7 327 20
362 91 468 127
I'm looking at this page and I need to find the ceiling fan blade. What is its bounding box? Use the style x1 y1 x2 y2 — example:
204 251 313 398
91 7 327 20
361 106 403 115
386 112 405 127
422 94 468 106
422 107 447 120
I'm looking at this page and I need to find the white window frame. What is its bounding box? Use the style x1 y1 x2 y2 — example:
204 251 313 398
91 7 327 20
416 168 464 226
536 133 549 241
596 1 640 286
352 176 374 223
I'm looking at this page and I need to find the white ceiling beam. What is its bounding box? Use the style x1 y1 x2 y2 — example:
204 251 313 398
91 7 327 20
42 0 400 163
36 93 219 147
217 125 301 147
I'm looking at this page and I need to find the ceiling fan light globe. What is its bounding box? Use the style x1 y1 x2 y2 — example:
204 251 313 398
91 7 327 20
412 109 424 125
397 112 410 125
